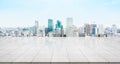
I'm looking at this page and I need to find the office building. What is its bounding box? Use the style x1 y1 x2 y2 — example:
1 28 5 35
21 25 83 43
98 24 104 37
91 24 97 36
111 24 117 35
78 27 85 37
66 18 73 28
66 18 75 37
55 20 64 37
48 19 54 32
56 20 62 29
84 24 91 36
33 20 39 36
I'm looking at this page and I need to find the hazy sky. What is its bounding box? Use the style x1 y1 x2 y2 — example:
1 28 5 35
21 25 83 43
0 0 120 28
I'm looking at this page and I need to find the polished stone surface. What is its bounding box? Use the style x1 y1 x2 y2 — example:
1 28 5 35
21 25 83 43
0 37 120 62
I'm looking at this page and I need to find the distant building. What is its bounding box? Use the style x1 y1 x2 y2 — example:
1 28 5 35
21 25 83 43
84 24 91 36
33 20 39 35
0 28 5 37
66 18 73 28
117 29 120 33
78 26 85 37
56 20 62 29
22 28 31 37
104 27 112 37
38 26 45 37
66 18 75 37
91 24 97 36
117 29 120 37
72 25 79 37
45 28 49 36
54 28 62 37
97 24 104 37
48 19 54 32
55 20 64 37
111 24 117 36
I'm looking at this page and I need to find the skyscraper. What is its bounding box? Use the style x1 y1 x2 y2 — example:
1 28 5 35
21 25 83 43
91 24 97 36
48 19 54 32
66 18 75 37
56 20 62 29
33 20 39 35
79 26 85 37
98 24 104 37
66 18 73 28
55 20 64 37
84 24 91 36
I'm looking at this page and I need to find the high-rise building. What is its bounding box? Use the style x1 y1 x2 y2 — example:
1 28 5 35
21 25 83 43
33 20 39 35
79 26 85 37
48 19 54 32
66 18 73 28
91 24 97 36
55 20 64 37
56 20 62 29
66 18 75 37
84 24 91 36
98 24 104 37
45 28 49 36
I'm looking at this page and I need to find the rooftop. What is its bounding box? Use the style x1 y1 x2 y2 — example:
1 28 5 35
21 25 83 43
0 37 120 63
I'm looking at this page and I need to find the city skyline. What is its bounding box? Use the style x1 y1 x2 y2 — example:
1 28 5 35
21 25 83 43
0 0 120 27
0 19 120 37
0 18 120 28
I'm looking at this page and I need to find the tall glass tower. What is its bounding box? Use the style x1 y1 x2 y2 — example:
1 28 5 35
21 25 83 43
56 20 62 29
48 19 54 32
55 20 64 37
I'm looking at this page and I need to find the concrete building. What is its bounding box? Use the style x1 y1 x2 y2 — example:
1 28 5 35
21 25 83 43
91 24 98 36
66 18 76 37
84 24 91 36
33 20 39 36
97 24 104 37
111 24 117 36
66 18 73 28
78 26 85 37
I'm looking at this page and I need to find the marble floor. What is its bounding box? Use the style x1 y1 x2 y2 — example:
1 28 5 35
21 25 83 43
0 37 120 63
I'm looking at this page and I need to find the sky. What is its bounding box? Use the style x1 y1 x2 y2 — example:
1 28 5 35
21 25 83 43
0 0 120 28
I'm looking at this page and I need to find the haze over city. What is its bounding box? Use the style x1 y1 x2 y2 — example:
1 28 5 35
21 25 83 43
0 0 120 28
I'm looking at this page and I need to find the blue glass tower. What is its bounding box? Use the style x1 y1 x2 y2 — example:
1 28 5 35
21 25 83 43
48 19 54 32
56 20 62 29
